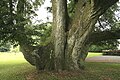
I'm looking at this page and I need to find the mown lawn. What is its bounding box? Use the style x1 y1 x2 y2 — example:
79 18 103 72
34 62 120 80
87 52 102 57
0 52 36 80
0 52 120 80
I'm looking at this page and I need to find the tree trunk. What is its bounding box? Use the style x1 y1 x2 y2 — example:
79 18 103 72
20 0 118 71
52 0 68 71
52 0 118 70
20 43 54 70
20 44 35 65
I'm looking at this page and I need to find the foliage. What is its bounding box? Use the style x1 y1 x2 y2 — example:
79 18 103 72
102 50 120 56
0 0 45 45
89 3 120 51
89 40 119 51
0 0 119 48
95 4 120 31
25 22 52 46
10 45 20 52
67 0 76 17
0 0 52 47
0 42 11 52
67 1 120 51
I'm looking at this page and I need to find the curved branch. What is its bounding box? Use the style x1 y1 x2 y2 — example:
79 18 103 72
98 19 104 29
20 44 36 65
93 0 118 10
89 30 120 43
91 0 119 19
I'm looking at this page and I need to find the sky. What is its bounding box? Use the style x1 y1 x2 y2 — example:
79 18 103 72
34 0 52 24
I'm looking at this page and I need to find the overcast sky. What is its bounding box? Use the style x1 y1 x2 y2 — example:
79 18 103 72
34 0 52 24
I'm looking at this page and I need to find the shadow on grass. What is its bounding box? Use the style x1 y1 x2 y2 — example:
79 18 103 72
25 62 120 80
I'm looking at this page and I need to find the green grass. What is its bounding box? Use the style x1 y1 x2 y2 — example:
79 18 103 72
34 62 120 80
0 52 120 80
87 52 102 58
0 52 35 80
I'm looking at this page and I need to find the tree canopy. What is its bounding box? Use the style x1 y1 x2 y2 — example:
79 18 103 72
0 0 120 46
0 0 45 45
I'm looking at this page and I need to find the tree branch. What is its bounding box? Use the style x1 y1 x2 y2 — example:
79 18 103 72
89 30 120 43
91 0 119 18
93 0 118 10
98 19 104 29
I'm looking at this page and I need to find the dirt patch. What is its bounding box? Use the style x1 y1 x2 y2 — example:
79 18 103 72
26 71 38 80
85 56 120 63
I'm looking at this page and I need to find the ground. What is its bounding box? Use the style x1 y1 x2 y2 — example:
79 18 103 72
0 52 120 80
86 56 120 63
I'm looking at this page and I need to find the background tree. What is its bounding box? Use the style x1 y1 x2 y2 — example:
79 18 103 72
0 0 45 65
89 4 120 51
0 0 44 44
89 40 119 52
0 41 11 52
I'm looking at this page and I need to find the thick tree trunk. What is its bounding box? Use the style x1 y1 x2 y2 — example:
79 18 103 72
20 43 54 70
64 1 98 70
20 44 35 65
20 0 118 71
52 0 68 71
55 0 118 70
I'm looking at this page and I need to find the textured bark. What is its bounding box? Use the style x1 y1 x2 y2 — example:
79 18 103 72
20 44 35 65
52 0 68 71
34 43 54 70
65 1 98 70
64 0 118 70
20 0 118 71
20 43 54 70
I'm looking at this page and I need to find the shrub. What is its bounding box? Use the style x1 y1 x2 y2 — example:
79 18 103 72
102 50 120 56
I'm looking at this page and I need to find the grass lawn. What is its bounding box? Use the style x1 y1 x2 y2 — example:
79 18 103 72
87 52 102 57
34 62 120 80
0 52 120 80
0 52 36 80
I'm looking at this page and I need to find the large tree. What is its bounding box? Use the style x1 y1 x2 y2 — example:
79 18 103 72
51 0 119 71
0 0 119 71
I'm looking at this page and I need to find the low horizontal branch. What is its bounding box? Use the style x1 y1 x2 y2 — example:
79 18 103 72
89 29 120 43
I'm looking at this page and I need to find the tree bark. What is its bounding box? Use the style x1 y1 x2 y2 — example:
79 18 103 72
20 44 35 65
20 43 55 70
63 0 118 70
52 0 68 71
20 0 118 71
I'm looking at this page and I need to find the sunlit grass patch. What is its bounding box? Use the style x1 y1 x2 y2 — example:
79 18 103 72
0 52 35 80
87 52 102 58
